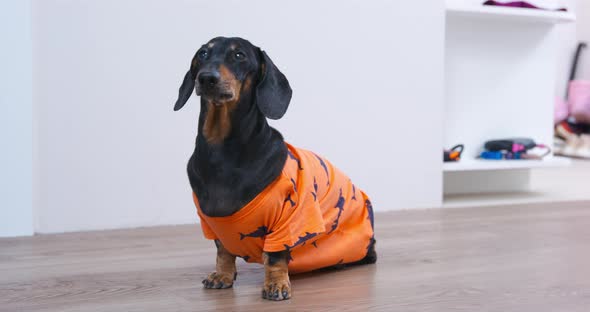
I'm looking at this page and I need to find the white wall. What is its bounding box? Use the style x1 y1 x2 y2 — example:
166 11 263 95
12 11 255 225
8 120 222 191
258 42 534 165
32 0 445 233
0 0 34 237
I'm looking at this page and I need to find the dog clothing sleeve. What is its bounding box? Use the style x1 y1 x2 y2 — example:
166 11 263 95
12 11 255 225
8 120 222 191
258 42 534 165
262 187 326 252
193 193 218 240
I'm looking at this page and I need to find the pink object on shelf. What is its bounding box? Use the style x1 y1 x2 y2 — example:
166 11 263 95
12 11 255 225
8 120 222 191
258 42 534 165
483 0 568 11
554 97 569 124
512 143 526 153
569 80 590 123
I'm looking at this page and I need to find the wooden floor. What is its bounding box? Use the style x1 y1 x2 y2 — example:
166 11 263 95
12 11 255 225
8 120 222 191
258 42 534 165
2 201 590 312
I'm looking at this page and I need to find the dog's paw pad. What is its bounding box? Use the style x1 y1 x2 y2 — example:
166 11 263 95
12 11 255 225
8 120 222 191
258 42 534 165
262 280 291 301
202 272 234 289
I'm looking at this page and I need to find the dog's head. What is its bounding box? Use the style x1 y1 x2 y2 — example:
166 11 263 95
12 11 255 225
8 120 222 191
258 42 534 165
174 37 292 144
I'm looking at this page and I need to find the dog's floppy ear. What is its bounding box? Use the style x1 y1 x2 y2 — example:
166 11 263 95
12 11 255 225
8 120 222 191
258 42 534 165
255 50 292 120
174 67 196 111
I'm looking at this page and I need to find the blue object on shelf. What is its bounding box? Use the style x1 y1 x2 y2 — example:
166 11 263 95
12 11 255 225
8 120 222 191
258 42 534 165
480 151 503 159
480 151 525 160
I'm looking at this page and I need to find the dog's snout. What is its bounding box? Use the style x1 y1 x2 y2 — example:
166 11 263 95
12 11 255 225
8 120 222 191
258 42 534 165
198 71 220 87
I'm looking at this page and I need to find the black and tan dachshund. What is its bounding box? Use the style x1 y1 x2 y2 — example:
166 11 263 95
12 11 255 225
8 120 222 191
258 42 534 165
174 37 376 301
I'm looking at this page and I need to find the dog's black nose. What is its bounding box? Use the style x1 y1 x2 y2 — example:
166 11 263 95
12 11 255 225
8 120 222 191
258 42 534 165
198 71 220 87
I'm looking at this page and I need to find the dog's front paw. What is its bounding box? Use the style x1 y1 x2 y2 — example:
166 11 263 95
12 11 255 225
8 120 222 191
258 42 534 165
202 271 236 289
262 277 291 301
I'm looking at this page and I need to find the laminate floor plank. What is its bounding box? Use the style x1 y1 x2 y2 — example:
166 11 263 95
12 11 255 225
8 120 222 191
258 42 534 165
1 201 589 311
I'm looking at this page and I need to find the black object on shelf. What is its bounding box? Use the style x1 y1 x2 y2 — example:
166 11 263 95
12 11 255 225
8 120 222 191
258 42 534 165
484 138 536 152
566 42 587 99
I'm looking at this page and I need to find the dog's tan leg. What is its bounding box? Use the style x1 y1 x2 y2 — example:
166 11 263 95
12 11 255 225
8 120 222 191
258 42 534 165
202 240 236 289
262 251 291 300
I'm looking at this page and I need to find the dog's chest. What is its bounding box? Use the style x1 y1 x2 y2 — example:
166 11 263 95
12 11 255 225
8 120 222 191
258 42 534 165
188 155 259 216
188 142 286 217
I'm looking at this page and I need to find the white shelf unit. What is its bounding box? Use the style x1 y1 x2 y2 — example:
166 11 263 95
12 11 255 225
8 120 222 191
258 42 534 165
446 3 575 23
443 1 574 202
443 156 571 172
443 191 564 208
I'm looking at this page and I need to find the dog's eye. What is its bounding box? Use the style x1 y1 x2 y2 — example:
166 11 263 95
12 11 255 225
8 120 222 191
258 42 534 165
197 50 209 60
234 51 246 60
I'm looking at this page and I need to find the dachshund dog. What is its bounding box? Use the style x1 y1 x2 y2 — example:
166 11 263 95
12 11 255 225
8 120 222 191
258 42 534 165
174 37 376 301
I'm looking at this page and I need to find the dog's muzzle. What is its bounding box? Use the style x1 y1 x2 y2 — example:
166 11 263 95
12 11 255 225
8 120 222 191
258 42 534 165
196 71 234 104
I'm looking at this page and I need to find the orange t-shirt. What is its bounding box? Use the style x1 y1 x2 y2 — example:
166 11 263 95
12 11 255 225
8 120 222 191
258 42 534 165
194 143 374 274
